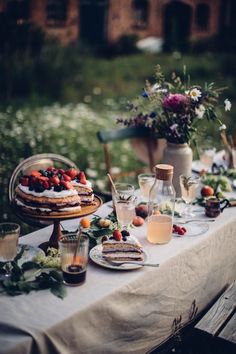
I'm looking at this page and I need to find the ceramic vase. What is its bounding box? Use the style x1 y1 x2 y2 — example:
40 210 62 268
162 142 193 197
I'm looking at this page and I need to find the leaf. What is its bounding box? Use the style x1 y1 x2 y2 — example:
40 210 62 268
14 245 28 262
92 228 113 237
49 269 63 282
22 261 41 271
50 283 66 299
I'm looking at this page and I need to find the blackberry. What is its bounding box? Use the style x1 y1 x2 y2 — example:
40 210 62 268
54 185 63 192
121 230 130 237
35 184 45 193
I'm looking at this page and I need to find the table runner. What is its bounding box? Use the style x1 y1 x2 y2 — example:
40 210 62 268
0 202 236 354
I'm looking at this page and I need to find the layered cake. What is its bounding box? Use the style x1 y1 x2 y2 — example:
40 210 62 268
71 171 94 205
102 231 144 262
14 166 83 216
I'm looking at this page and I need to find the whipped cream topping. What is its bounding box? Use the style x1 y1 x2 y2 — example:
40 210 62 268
19 184 78 198
15 198 81 212
103 235 142 247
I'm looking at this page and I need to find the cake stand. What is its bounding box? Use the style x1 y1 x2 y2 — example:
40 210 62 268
12 195 102 252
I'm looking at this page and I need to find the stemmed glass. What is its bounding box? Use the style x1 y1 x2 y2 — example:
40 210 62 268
199 146 216 170
179 175 200 217
0 223 20 279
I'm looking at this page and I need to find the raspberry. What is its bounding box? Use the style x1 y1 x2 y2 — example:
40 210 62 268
113 230 122 241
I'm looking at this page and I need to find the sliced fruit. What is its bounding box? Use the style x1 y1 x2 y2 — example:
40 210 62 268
80 217 91 228
113 229 122 241
98 219 111 228
62 174 72 182
66 168 78 180
50 176 60 186
61 181 74 190
78 171 87 184
31 170 42 178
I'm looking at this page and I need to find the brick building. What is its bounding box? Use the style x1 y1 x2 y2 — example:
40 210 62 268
0 0 234 48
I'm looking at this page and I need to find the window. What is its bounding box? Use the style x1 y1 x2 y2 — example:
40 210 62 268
196 3 210 30
133 0 149 29
46 0 68 27
6 0 30 24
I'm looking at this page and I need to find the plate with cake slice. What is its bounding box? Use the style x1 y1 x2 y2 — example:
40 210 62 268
89 235 147 270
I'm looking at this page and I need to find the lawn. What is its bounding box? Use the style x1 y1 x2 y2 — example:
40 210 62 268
1 51 236 232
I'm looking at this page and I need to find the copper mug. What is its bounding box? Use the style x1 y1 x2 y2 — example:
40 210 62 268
205 197 229 218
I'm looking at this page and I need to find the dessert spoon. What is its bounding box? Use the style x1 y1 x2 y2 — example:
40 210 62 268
106 259 159 267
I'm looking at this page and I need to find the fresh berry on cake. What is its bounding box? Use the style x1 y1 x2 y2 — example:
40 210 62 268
70 171 94 205
102 230 144 262
14 166 82 216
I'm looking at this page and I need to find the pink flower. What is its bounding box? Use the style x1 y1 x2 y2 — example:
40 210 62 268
163 94 188 112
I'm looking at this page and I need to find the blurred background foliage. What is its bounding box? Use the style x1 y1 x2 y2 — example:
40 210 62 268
0 23 236 233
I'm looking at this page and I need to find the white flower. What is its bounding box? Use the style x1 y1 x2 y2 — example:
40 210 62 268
150 83 167 94
224 99 231 111
219 124 227 131
195 104 206 119
189 88 202 102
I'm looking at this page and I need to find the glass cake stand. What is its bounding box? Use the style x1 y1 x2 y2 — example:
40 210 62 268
9 153 103 252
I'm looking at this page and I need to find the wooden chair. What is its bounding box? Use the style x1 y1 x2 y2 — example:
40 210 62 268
97 126 164 184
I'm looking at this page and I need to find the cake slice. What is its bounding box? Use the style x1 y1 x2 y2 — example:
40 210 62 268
71 171 94 205
102 232 144 262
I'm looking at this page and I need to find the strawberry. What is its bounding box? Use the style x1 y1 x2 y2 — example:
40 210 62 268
19 176 29 186
50 176 60 186
113 229 122 241
61 181 74 190
62 174 71 182
31 170 42 178
78 171 87 185
58 169 65 175
42 180 50 189
65 168 78 180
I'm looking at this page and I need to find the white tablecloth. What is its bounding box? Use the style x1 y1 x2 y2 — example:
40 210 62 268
0 202 236 354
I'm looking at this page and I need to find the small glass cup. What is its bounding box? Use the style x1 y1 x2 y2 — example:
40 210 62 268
113 194 136 230
59 233 89 286
138 173 155 203
179 174 200 217
0 223 20 278
199 146 216 170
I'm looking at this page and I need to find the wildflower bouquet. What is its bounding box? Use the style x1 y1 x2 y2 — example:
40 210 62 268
117 65 231 144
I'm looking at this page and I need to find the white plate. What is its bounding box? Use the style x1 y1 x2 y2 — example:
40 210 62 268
17 244 44 266
173 222 209 237
89 244 147 270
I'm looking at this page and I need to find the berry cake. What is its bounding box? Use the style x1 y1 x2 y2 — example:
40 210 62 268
14 166 93 217
102 230 144 262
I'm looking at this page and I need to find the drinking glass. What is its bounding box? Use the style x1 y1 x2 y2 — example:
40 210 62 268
59 233 89 286
199 146 216 170
0 223 20 278
179 175 200 217
138 173 155 203
111 182 135 210
113 194 136 230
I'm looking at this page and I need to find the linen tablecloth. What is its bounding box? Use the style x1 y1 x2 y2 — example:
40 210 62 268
0 202 236 354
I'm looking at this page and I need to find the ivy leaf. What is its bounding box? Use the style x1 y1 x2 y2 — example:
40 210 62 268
14 245 28 262
21 261 41 271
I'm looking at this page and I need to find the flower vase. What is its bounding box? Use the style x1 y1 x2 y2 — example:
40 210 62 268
162 143 193 197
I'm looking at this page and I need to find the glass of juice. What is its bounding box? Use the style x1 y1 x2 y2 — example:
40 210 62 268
179 174 200 217
59 232 89 286
138 173 155 203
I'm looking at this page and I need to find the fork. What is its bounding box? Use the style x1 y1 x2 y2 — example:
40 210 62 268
106 259 160 267
176 219 215 224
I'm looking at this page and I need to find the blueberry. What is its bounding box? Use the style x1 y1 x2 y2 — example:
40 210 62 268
35 184 45 193
122 236 127 241
54 185 63 192
121 230 130 237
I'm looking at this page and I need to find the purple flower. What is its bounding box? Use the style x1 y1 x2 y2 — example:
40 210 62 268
163 93 188 112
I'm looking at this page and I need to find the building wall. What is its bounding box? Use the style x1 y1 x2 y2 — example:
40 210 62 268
0 0 222 45
107 0 221 43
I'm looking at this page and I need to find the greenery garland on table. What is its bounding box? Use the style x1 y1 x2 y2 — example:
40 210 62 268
0 246 66 299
